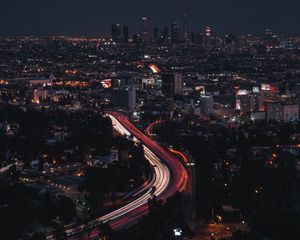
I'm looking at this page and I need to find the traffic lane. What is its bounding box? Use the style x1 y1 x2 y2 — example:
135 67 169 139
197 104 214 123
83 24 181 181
109 112 188 199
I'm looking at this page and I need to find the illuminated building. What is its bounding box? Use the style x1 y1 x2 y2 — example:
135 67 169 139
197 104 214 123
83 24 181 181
128 86 136 113
141 17 149 42
8 77 52 86
204 26 211 49
238 95 256 112
190 31 203 45
183 15 189 42
160 27 169 43
33 89 49 103
123 25 129 43
236 89 264 113
111 24 122 42
171 22 179 43
205 26 211 36
199 95 214 115
162 73 182 97
113 86 136 113
223 33 236 50
266 101 299 122
264 28 279 47
153 27 159 42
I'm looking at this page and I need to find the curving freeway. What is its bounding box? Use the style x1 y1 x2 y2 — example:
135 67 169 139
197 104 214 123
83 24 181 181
47 111 188 239
106 112 188 226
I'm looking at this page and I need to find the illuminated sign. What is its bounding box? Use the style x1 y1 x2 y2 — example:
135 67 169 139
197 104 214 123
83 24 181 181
101 79 112 89
253 87 260 93
261 84 271 91
149 64 160 74
236 99 241 110
237 90 248 96
173 229 182 236
195 85 205 91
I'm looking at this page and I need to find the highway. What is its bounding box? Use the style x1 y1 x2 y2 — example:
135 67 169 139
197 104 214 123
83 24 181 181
106 112 188 225
0 164 14 173
47 111 188 239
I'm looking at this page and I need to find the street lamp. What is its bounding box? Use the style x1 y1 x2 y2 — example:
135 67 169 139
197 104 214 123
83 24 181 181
173 228 183 237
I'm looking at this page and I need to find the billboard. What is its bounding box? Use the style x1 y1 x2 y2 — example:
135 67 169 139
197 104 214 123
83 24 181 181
253 87 260 93
261 84 271 91
101 79 112 89
237 90 248 96
149 64 160 74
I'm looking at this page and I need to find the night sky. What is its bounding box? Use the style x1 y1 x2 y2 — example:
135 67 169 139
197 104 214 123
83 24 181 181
1 0 299 36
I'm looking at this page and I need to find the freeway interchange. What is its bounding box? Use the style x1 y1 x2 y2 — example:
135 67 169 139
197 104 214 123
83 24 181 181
47 112 188 239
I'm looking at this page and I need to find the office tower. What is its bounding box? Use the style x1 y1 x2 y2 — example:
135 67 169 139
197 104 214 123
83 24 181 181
235 90 264 113
141 17 149 42
183 15 189 42
173 73 182 96
205 26 211 37
132 33 142 44
160 27 169 43
264 28 273 37
123 25 129 43
171 22 179 43
264 28 273 45
204 26 211 49
128 86 136 113
223 33 236 50
199 95 214 115
237 94 256 112
266 101 299 122
153 27 159 42
111 24 122 42
162 73 182 97
191 31 203 45
264 28 278 47
33 89 49 103
112 86 136 112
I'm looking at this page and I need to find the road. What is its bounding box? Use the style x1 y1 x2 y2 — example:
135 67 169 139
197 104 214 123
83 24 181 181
145 119 163 138
109 112 188 199
0 164 14 173
106 112 188 226
47 111 188 239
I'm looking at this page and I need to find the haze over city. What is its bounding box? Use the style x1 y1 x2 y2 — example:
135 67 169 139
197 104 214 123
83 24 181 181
1 0 300 36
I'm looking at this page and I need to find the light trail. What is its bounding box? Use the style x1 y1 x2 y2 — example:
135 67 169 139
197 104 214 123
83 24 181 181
47 112 188 239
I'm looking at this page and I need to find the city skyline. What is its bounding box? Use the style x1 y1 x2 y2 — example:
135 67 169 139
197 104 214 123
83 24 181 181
1 1 300 240
1 0 300 36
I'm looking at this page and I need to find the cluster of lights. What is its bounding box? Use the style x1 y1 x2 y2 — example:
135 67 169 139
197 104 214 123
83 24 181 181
54 81 90 87
50 182 70 191
65 70 78 75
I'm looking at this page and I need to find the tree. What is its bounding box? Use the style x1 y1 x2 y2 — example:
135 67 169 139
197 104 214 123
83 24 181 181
30 232 47 240
56 196 76 223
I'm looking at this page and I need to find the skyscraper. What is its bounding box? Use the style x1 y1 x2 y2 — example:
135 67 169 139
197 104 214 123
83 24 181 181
162 73 182 98
264 28 273 37
183 15 189 42
264 28 278 47
199 95 214 115
223 33 236 50
153 27 159 42
160 27 169 43
111 24 122 42
123 25 129 43
204 26 211 49
171 22 179 43
141 17 149 42
112 86 136 113
191 31 203 45
128 86 136 113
